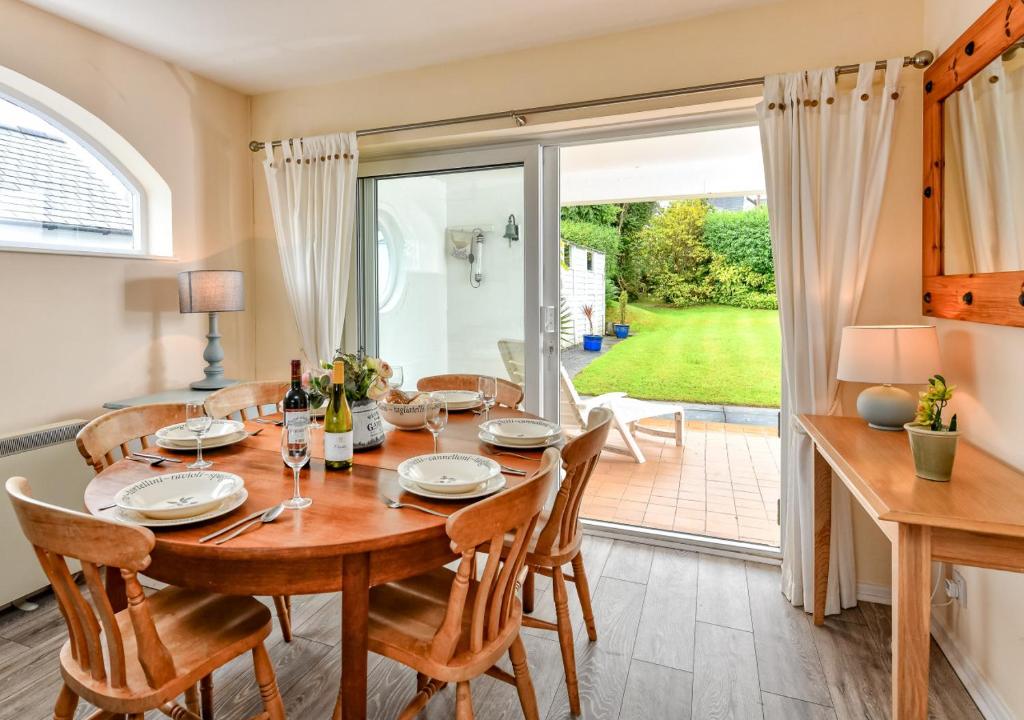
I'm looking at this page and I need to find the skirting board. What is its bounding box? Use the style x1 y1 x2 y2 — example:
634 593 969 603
855 583 1012 720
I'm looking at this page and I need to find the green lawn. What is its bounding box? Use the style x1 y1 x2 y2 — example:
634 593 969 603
573 304 781 407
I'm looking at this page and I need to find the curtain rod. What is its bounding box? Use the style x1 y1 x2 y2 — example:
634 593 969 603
248 50 934 152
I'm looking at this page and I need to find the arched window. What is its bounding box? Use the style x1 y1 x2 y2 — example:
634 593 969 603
0 67 171 257
376 209 404 311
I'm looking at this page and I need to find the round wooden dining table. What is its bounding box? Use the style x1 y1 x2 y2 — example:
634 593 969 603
84 405 550 720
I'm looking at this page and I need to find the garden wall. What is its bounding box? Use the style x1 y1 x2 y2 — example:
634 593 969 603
560 244 605 345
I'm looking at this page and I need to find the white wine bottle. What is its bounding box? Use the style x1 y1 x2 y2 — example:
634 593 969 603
323 361 353 471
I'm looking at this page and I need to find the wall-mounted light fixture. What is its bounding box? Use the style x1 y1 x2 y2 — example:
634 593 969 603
503 214 519 247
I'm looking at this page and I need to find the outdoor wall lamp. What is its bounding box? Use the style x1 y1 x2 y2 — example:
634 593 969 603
503 213 519 247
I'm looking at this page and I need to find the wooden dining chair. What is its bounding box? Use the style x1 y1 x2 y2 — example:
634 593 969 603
203 382 296 642
5 476 286 720
417 374 524 408
509 406 613 715
366 447 559 719
76 403 188 474
204 380 289 421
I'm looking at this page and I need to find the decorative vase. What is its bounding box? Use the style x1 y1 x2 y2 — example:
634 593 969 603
904 423 961 482
352 398 385 451
582 334 604 352
613 324 630 339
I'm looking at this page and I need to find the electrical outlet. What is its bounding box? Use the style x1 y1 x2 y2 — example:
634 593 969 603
944 569 967 608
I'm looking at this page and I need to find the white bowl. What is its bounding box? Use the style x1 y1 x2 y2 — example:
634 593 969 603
114 471 244 520
397 453 501 495
379 400 431 430
481 418 560 445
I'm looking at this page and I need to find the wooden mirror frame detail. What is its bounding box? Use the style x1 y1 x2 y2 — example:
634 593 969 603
923 0 1024 327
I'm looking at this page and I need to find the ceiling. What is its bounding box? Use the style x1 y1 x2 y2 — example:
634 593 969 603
21 0 773 95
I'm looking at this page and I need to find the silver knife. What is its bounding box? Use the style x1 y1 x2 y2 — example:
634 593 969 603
198 507 272 543
133 452 182 463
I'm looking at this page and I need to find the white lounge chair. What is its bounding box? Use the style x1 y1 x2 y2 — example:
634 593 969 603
560 364 683 464
497 338 526 386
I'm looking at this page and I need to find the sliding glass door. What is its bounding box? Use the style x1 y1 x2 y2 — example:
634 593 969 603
357 145 559 418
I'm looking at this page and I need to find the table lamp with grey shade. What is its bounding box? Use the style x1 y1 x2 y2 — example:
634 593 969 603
836 325 940 431
178 270 244 390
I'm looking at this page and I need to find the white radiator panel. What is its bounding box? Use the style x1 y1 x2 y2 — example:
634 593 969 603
0 419 92 607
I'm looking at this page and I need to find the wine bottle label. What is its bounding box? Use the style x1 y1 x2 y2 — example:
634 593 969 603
285 410 310 443
325 431 353 462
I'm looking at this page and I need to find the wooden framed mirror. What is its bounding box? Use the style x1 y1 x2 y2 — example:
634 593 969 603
923 0 1024 327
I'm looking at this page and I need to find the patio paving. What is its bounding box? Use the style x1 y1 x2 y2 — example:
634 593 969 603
578 417 781 547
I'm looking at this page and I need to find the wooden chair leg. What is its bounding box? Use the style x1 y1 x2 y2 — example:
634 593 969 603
200 674 214 720
571 554 598 642
185 685 200 715
272 595 293 642
53 683 79 720
455 681 475 720
252 642 286 720
523 567 535 614
509 635 540 720
552 567 581 715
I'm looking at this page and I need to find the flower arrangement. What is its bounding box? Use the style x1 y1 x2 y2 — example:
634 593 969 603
305 351 393 404
914 374 958 432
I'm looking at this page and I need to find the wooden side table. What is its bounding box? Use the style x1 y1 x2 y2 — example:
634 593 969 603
799 414 1024 720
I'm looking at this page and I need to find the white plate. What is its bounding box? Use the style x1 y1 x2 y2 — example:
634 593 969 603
431 390 482 411
115 471 244 519
115 488 249 527
481 418 560 444
397 453 501 494
478 429 563 450
399 473 507 501
156 419 244 442
157 430 248 451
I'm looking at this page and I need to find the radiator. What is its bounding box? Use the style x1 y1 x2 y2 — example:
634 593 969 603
0 419 92 607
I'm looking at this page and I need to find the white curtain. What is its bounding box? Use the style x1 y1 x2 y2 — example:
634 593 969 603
758 60 902 615
263 133 358 365
945 56 1024 273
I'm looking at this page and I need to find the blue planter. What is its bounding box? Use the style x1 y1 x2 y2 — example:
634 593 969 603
583 334 603 352
613 324 630 339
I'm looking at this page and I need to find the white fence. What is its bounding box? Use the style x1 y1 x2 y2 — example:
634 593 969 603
560 244 606 345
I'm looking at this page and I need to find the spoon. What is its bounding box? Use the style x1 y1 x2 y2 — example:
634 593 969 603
214 504 285 545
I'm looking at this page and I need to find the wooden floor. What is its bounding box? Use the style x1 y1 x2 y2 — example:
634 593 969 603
0 537 982 720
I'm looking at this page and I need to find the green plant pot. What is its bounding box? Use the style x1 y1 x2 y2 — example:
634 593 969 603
903 423 961 482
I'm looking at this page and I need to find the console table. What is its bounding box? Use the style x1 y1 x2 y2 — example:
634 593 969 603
799 414 1024 720
102 387 219 410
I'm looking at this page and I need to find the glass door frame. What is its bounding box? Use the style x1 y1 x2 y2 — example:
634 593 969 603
356 144 560 419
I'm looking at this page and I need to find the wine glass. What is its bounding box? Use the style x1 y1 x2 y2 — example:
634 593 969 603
280 423 312 509
479 376 497 422
389 365 405 390
185 401 213 469
424 395 448 454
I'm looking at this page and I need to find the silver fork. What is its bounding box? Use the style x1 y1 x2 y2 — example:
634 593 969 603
380 496 450 518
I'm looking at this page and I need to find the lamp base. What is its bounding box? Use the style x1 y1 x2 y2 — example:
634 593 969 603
856 385 917 431
190 377 238 391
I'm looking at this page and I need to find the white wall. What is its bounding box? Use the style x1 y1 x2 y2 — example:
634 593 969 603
561 245 607 344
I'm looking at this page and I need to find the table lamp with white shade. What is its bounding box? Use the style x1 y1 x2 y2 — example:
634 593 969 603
836 325 940 431
178 270 244 390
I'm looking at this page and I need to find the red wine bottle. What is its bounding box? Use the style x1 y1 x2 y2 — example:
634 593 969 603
283 359 310 445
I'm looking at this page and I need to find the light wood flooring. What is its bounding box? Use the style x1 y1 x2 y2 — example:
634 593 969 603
0 537 982 720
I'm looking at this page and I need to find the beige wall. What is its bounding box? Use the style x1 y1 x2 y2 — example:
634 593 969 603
923 3 1024 717
0 0 253 434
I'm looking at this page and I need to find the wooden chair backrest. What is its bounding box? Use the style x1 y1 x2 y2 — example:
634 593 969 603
497 339 525 386
76 403 187 474
533 407 612 558
5 477 176 691
558 365 586 427
417 374 524 409
429 448 558 663
204 381 289 420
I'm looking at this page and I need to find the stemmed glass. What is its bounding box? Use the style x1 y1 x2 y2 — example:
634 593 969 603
280 423 312 509
389 365 405 391
424 395 448 454
479 376 497 422
185 401 213 469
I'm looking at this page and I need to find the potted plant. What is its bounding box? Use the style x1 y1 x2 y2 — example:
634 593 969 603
904 374 961 482
613 288 630 339
581 304 603 351
321 351 392 451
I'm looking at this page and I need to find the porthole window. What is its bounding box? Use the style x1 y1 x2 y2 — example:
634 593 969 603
0 93 146 256
376 210 403 310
